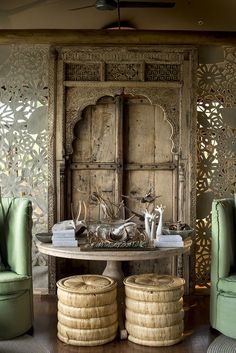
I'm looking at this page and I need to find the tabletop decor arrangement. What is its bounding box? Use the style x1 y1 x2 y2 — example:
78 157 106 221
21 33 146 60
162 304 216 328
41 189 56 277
37 188 193 249
85 190 149 249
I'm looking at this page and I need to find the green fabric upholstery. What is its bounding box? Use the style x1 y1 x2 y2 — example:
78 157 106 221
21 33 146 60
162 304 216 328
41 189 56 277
0 253 5 271
0 271 31 295
0 197 33 340
218 274 236 294
210 197 236 339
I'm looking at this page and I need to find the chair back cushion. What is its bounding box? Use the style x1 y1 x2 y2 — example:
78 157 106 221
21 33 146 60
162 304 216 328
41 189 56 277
211 198 236 282
0 197 32 276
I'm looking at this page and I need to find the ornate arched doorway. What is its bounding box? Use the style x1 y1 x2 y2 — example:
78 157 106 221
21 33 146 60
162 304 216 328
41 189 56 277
48 45 197 293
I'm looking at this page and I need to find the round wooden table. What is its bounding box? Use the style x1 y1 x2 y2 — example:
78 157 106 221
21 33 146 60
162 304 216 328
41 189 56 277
37 240 192 290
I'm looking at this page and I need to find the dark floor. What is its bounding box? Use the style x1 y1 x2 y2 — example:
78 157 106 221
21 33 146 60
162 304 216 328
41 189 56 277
33 294 219 353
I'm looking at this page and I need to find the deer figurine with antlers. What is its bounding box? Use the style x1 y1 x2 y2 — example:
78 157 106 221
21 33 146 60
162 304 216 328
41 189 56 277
155 204 166 239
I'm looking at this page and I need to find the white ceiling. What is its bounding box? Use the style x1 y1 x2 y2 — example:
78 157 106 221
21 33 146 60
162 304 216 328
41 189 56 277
0 0 236 31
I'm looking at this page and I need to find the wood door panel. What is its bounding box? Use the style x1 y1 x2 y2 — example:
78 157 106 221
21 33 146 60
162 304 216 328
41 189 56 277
124 170 175 222
124 99 155 164
71 169 116 221
154 171 176 222
72 98 117 163
123 98 176 222
90 101 117 163
124 99 173 165
154 105 173 163
72 107 91 162
123 170 155 217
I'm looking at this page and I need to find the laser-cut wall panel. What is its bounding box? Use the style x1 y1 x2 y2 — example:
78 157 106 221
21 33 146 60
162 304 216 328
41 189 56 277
196 47 236 287
0 45 49 269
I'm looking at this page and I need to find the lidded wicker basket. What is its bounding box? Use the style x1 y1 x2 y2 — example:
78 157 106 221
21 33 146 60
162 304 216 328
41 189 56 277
124 273 185 347
57 274 118 346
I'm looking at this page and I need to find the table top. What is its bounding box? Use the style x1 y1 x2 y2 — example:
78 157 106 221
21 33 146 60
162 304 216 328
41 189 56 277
37 239 192 262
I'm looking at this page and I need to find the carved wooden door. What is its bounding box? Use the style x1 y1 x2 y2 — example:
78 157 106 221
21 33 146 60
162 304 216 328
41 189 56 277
48 45 197 294
70 96 121 220
70 95 176 223
123 97 176 222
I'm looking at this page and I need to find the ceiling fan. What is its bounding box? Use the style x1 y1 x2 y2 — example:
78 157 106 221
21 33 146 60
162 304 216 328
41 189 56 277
70 0 176 11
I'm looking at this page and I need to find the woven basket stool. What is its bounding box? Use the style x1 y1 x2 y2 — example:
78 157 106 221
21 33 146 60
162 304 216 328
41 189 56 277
124 273 185 347
57 274 118 346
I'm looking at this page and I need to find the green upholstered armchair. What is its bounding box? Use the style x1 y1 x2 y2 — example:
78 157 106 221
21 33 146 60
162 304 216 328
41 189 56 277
210 196 236 339
0 197 33 339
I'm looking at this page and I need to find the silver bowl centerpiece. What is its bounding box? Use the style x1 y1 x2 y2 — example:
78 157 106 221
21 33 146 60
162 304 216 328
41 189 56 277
87 220 149 248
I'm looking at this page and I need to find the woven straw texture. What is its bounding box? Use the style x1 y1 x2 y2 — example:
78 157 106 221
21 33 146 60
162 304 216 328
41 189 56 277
58 301 117 318
128 334 182 347
58 311 118 329
125 297 183 314
126 321 184 341
57 332 117 347
124 274 184 347
124 274 184 302
57 274 118 346
57 275 117 308
57 289 117 307
125 308 184 328
58 321 118 341
57 275 116 294
125 285 184 302
124 274 184 290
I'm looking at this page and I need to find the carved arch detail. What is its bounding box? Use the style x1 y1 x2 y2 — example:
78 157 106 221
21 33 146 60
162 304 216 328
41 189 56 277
124 87 180 154
65 87 122 155
65 86 179 155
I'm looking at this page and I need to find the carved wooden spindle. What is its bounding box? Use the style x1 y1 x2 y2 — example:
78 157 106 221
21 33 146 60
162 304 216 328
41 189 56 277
178 162 185 223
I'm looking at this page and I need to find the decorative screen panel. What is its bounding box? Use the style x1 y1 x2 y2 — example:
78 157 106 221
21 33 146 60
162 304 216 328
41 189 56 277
196 47 236 287
0 45 49 268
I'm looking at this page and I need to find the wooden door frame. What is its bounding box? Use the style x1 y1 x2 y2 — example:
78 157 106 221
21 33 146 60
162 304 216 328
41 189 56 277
47 45 197 293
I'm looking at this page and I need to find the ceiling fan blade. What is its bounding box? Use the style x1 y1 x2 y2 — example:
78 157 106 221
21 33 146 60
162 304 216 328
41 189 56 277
8 0 51 15
119 1 175 8
70 0 175 11
96 0 117 10
69 4 95 11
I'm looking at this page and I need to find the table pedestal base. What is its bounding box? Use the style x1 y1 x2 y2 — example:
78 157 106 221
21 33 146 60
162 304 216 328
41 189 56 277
102 260 124 286
102 260 127 340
